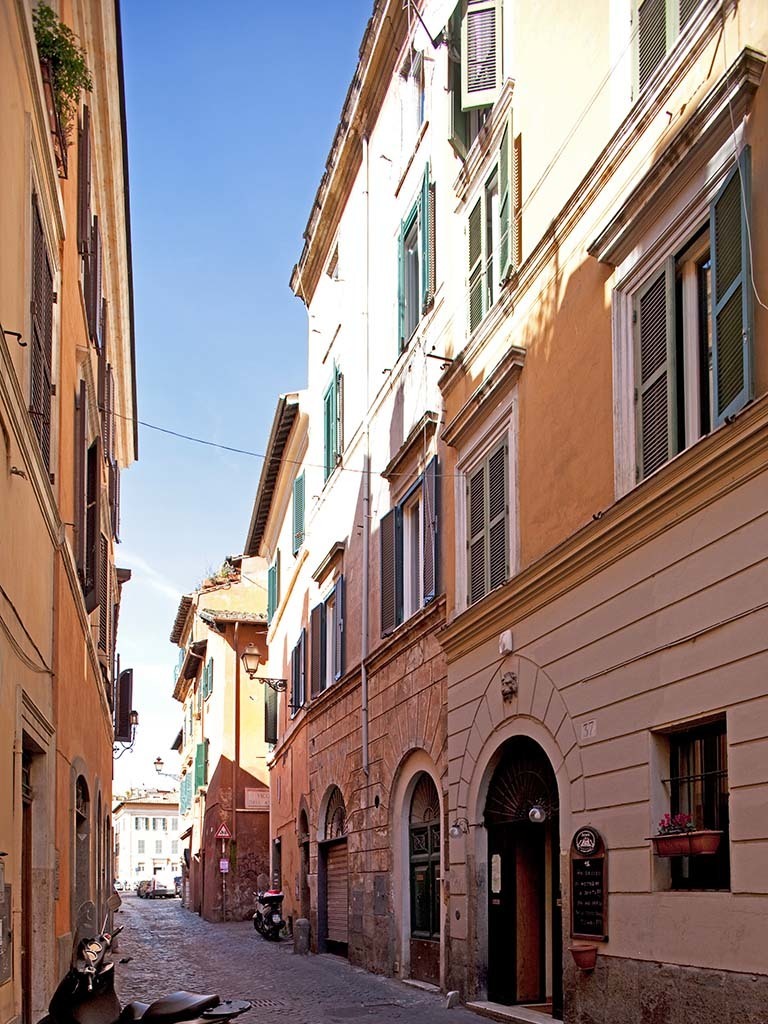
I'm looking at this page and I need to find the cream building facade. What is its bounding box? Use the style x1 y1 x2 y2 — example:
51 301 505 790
112 793 180 888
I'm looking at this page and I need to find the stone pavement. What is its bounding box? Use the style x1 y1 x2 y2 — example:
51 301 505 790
113 895 481 1024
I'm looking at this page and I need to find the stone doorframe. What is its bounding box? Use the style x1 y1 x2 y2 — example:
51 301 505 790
390 749 445 988
447 654 585 1000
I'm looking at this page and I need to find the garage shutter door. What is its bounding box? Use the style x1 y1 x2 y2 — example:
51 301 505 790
326 842 349 944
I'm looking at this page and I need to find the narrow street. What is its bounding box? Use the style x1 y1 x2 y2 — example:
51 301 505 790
113 896 480 1024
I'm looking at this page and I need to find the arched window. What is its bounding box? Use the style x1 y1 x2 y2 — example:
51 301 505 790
409 773 440 940
75 776 91 910
324 786 347 840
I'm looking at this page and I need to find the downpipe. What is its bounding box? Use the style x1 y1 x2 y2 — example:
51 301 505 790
361 133 370 779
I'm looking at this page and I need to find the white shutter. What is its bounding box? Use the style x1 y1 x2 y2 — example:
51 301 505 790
461 0 503 109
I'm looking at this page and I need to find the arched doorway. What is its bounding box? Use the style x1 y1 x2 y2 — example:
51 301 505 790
485 737 562 1017
408 773 440 985
298 809 311 921
318 786 348 955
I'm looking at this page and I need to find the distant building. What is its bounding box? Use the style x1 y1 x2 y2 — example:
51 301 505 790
113 792 180 887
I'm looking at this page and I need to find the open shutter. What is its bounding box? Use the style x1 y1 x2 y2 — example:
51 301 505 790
310 602 324 697
398 220 406 351
334 575 345 680
97 533 109 652
114 668 133 741
448 7 469 156
109 460 120 542
299 628 306 708
194 743 206 789
264 685 278 745
206 657 213 698
77 106 92 254
88 217 103 349
487 442 508 591
635 259 677 479
423 457 439 604
467 462 487 604
75 381 88 579
420 165 431 312
380 507 401 636
335 366 344 456
498 111 513 282
711 148 752 426
293 472 305 555
323 379 336 479
636 0 667 94
461 0 502 109
30 196 53 471
84 442 99 610
468 198 483 333
267 561 276 623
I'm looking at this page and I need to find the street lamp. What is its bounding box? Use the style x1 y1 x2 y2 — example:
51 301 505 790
153 757 180 782
240 643 287 693
113 710 139 760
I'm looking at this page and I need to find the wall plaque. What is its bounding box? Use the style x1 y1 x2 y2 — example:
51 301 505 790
570 826 607 940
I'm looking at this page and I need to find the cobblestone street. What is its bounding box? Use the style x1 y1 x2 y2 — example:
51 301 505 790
113 896 480 1024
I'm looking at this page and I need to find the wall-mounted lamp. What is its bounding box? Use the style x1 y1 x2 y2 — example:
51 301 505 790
240 643 287 692
153 757 180 782
113 710 139 760
528 804 547 824
449 817 470 839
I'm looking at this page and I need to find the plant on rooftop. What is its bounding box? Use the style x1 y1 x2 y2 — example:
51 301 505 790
33 3 92 145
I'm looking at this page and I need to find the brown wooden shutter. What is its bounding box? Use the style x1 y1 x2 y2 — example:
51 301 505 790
635 260 677 478
114 668 134 741
423 457 439 604
333 575 344 681
326 842 349 944
77 106 92 255
97 533 109 652
310 602 324 697
264 686 278 745
88 217 102 348
84 440 100 611
299 628 306 708
380 507 400 636
30 196 54 470
103 364 114 461
109 459 121 541
75 380 88 580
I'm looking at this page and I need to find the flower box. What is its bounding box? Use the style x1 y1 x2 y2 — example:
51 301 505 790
569 942 598 971
648 830 722 857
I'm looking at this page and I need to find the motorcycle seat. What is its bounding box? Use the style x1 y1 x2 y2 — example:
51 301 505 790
132 993 219 1023
121 1003 150 1022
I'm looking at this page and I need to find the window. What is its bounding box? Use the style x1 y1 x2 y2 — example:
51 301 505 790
467 118 513 333
310 577 345 697
293 472 305 555
137 840 145 854
667 719 729 889
171 841 178 855
267 551 280 624
170 818 178 831
400 47 425 149
409 774 440 941
290 630 306 715
194 740 209 789
447 2 499 157
155 840 163 855
134 817 146 831
634 151 753 481
30 195 54 472
467 440 508 605
202 657 213 700
380 458 439 635
635 0 704 95
397 166 435 351
323 364 343 480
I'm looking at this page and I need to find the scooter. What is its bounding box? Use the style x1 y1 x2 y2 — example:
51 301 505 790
252 889 284 941
40 894 251 1024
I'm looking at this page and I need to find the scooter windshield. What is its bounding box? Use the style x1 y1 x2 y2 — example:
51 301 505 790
72 901 98 968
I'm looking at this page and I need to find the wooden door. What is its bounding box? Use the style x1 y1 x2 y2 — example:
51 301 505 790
325 841 348 947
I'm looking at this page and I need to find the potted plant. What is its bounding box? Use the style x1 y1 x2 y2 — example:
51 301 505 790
649 813 722 857
32 3 93 176
568 942 598 971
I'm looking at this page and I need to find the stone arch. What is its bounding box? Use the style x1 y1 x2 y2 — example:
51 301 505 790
295 794 311 921
390 749 445 985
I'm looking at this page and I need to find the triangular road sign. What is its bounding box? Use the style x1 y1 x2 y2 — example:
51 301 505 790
215 823 232 840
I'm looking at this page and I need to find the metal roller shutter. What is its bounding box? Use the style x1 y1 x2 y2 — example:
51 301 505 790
326 842 349 945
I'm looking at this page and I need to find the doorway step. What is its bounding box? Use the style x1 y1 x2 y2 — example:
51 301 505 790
466 1002 554 1024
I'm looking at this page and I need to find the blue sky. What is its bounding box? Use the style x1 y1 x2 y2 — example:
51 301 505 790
114 1 372 791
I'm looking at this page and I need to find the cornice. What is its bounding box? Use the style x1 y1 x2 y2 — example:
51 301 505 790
453 78 515 205
382 411 438 482
312 541 345 586
589 47 765 266
365 595 446 678
442 346 525 448
440 395 768 661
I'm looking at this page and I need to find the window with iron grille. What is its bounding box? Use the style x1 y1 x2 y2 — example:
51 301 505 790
668 719 730 889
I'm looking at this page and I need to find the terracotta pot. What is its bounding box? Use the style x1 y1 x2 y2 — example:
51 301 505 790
649 830 723 857
569 942 598 971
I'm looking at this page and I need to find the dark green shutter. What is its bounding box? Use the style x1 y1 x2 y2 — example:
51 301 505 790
323 377 336 480
310 602 324 697
267 563 275 622
636 0 667 94
420 165 431 312
206 657 213 698
448 6 469 158
264 685 278 745
398 219 406 351
194 742 206 789
487 443 508 591
333 575 345 681
380 507 402 635
467 462 486 604
423 457 439 604
468 198 483 332
498 112 513 282
711 148 752 426
635 259 677 478
293 472 305 555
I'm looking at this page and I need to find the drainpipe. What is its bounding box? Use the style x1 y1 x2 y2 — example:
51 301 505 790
361 133 371 778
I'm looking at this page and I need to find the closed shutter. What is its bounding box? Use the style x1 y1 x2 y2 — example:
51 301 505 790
75 381 88 580
333 575 344 681
468 198 483 333
498 112 513 282
636 0 667 93
310 602 324 697
264 685 278 745
461 0 502 109
114 668 133 741
380 507 402 636
423 457 439 604
487 442 508 590
634 259 677 478
711 148 752 425
30 196 54 471
326 842 349 944
679 0 700 30
77 106 92 254
467 462 486 604
293 472 305 555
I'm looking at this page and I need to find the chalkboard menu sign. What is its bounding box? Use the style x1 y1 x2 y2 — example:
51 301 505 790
570 827 607 941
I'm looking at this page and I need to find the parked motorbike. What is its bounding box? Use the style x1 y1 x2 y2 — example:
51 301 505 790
252 889 284 941
40 894 251 1024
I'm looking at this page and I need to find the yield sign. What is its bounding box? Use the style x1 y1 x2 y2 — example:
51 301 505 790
215 823 232 840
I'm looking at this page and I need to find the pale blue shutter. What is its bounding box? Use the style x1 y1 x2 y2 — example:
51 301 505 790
293 472 305 555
